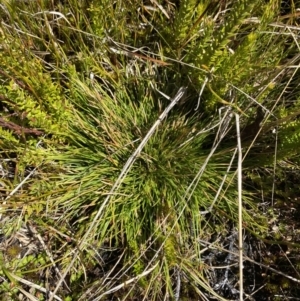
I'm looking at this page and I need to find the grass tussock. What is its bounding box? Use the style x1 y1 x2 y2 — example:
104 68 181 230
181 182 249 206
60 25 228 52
0 0 300 300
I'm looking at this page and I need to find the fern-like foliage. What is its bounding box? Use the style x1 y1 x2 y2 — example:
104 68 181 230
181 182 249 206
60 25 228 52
188 0 256 69
161 0 292 114
0 34 73 178
276 107 300 160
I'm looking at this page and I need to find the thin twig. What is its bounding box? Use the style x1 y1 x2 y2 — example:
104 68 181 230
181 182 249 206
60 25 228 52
245 256 300 284
27 223 71 292
17 287 39 301
8 273 63 301
0 116 44 136
0 166 38 220
94 262 159 301
200 148 237 214
236 113 243 301
186 106 233 207
205 242 300 284
271 127 278 207
174 267 181 301
195 76 209 111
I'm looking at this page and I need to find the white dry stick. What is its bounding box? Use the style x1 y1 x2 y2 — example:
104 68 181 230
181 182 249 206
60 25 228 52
200 148 237 215
149 0 170 19
0 166 38 220
32 11 71 25
49 87 187 301
18 287 40 301
28 223 71 292
94 262 159 301
8 273 62 301
174 267 181 301
0 136 44 220
195 76 209 111
245 255 300 284
229 84 273 117
271 125 278 207
235 113 243 301
184 107 233 206
179 117 222 148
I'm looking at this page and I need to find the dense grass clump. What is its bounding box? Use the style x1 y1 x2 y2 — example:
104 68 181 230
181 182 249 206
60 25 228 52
0 0 300 300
